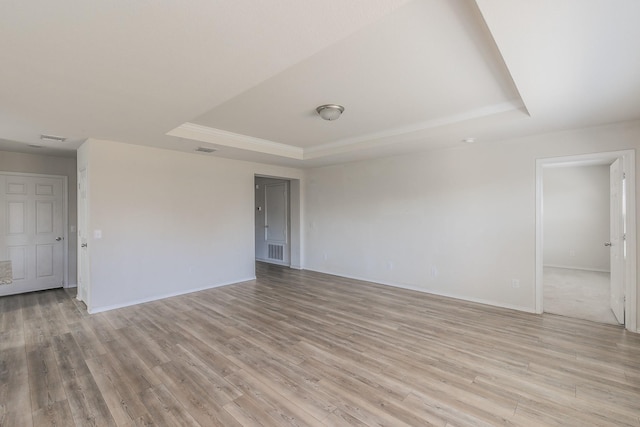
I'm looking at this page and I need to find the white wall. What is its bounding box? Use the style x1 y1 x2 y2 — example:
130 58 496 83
304 120 640 320
77 120 640 331
543 165 610 271
79 139 302 313
0 150 78 285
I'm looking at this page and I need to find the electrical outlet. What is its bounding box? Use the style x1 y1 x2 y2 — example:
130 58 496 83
431 266 438 278
569 249 576 257
511 279 520 288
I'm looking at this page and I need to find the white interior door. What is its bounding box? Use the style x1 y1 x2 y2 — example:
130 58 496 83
0 174 65 296
77 168 89 304
609 159 625 324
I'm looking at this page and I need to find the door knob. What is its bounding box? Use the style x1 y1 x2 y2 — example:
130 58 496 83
604 242 612 247
81 243 88 248
55 237 63 241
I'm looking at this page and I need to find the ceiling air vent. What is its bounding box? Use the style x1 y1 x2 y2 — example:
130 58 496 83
195 147 217 153
40 134 67 142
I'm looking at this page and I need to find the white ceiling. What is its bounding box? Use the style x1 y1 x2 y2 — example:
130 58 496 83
1 0 639 167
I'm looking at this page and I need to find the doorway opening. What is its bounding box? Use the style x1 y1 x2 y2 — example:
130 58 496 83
535 150 637 332
254 175 302 270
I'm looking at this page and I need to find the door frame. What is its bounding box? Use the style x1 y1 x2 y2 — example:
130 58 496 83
535 150 637 332
0 171 69 288
254 174 302 270
77 167 89 305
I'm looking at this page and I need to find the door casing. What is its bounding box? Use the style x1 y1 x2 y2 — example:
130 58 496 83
535 150 637 332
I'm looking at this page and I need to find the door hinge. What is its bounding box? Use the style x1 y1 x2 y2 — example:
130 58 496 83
623 233 627 241
623 172 626 179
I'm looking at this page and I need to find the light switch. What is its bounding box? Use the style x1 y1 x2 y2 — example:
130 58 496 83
93 229 102 239
70 225 76 232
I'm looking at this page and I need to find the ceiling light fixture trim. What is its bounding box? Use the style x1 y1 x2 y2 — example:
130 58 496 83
316 104 345 121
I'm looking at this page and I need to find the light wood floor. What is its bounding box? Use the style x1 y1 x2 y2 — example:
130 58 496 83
2 263 640 426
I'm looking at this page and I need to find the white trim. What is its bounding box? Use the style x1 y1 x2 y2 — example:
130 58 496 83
543 264 611 273
168 101 524 162
167 122 304 160
88 276 256 314
304 267 535 314
256 258 290 267
0 171 69 288
535 150 637 333
304 100 525 158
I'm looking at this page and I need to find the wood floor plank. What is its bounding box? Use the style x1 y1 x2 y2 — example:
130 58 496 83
139 384 201 427
224 395 282 427
85 355 151 425
224 368 326 427
0 294 22 333
152 361 243 427
0 347 32 426
101 335 162 392
31 400 75 427
67 321 107 360
26 344 67 410
51 333 91 381
63 373 117 427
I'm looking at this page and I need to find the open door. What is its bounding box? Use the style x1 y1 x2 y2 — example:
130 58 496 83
609 158 624 324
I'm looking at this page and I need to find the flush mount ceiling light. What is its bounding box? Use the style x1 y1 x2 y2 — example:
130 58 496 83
40 134 67 142
461 137 476 144
316 104 344 121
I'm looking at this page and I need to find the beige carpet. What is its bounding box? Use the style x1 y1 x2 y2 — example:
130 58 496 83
543 267 619 325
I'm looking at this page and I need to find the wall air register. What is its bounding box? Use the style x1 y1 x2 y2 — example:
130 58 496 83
268 244 284 261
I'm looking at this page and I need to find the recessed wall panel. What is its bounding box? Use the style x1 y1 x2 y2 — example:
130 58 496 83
35 184 54 195
8 202 25 234
7 183 26 194
36 201 53 234
36 244 54 277
8 246 26 280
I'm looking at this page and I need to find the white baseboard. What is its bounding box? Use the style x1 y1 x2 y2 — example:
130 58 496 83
543 264 611 273
88 276 256 314
303 266 535 314
256 257 290 267
65 283 78 289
